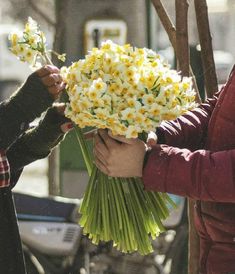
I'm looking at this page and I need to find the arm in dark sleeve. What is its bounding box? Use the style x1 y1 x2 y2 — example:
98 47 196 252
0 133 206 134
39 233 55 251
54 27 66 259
6 106 69 187
156 91 219 150
143 144 235 203
0 72 54 149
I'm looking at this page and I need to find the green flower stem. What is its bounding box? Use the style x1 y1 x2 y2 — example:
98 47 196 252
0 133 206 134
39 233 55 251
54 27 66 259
107 179 120 240
100 172 110 241
77 129 175 255
79 165 97 214
109 179 123 230
75 127 93 176
127 179 151 234
116 178 134 251
132 179 159 232
134 179 165 234
44 52 53 65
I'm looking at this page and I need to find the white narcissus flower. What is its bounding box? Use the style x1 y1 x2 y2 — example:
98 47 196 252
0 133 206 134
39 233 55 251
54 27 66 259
126 98 141 110
78 98 92 111
94 108 110 120
134 112 146 125
93 98 105 108
26 17 38 33
62 40 197 138
126 125 141 138
102 95 112 106
111 123 128 136
142 94 155 106
149 103 163 118
24 48 36 63
121 108 136 121
58 53 66 62
91 78 107 93
9 17 65 66
8 31 22 47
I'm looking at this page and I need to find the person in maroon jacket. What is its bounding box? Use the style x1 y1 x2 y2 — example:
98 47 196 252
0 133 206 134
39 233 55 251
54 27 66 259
93 67 235 274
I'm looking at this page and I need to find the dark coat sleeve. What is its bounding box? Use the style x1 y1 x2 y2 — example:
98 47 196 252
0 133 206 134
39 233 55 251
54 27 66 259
0 72 54 150
143 86 235 202
143 145 235 203
143 88 235 203
6 106 69 187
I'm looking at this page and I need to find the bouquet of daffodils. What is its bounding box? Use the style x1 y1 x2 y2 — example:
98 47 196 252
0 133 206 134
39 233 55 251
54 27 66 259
9 17 65 68
62 40 197 255
9 17 197 255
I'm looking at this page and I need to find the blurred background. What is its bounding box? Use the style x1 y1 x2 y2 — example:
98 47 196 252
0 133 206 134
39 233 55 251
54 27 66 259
0 1 234 273
0 0 233 199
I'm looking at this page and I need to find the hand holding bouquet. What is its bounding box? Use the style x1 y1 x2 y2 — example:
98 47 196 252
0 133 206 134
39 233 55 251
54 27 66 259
62 40 197 254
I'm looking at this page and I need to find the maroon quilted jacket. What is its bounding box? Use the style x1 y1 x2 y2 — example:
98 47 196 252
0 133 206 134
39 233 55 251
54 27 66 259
143 67 235 274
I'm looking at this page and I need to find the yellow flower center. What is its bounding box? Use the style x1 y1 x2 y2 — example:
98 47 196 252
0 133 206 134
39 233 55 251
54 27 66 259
127 113 134 119
95 83 103 90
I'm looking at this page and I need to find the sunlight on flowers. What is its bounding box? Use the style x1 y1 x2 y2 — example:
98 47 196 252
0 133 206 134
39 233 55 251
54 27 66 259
62 40 197 138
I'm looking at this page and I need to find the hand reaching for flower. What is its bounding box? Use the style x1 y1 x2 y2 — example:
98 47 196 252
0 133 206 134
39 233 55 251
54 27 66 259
93 129 147 178
35 65 65 100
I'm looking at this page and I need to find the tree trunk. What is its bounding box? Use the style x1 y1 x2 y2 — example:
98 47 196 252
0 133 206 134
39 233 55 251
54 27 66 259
175 0 189 76
194 0 218 97
151 0 201 102
151 1 202 273
48 0 70 196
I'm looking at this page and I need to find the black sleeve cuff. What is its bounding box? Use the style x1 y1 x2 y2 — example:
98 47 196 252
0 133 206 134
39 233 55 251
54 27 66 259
6 106 69 171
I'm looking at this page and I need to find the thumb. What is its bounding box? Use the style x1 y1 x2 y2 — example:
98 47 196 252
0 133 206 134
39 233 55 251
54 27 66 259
146 131 157 147
84 129 97 140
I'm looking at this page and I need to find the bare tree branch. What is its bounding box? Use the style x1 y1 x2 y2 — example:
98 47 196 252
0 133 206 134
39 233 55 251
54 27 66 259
27 0 56 27
194 0 218 97
151 0 176 48
151 0 201 103
175 0 189 76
